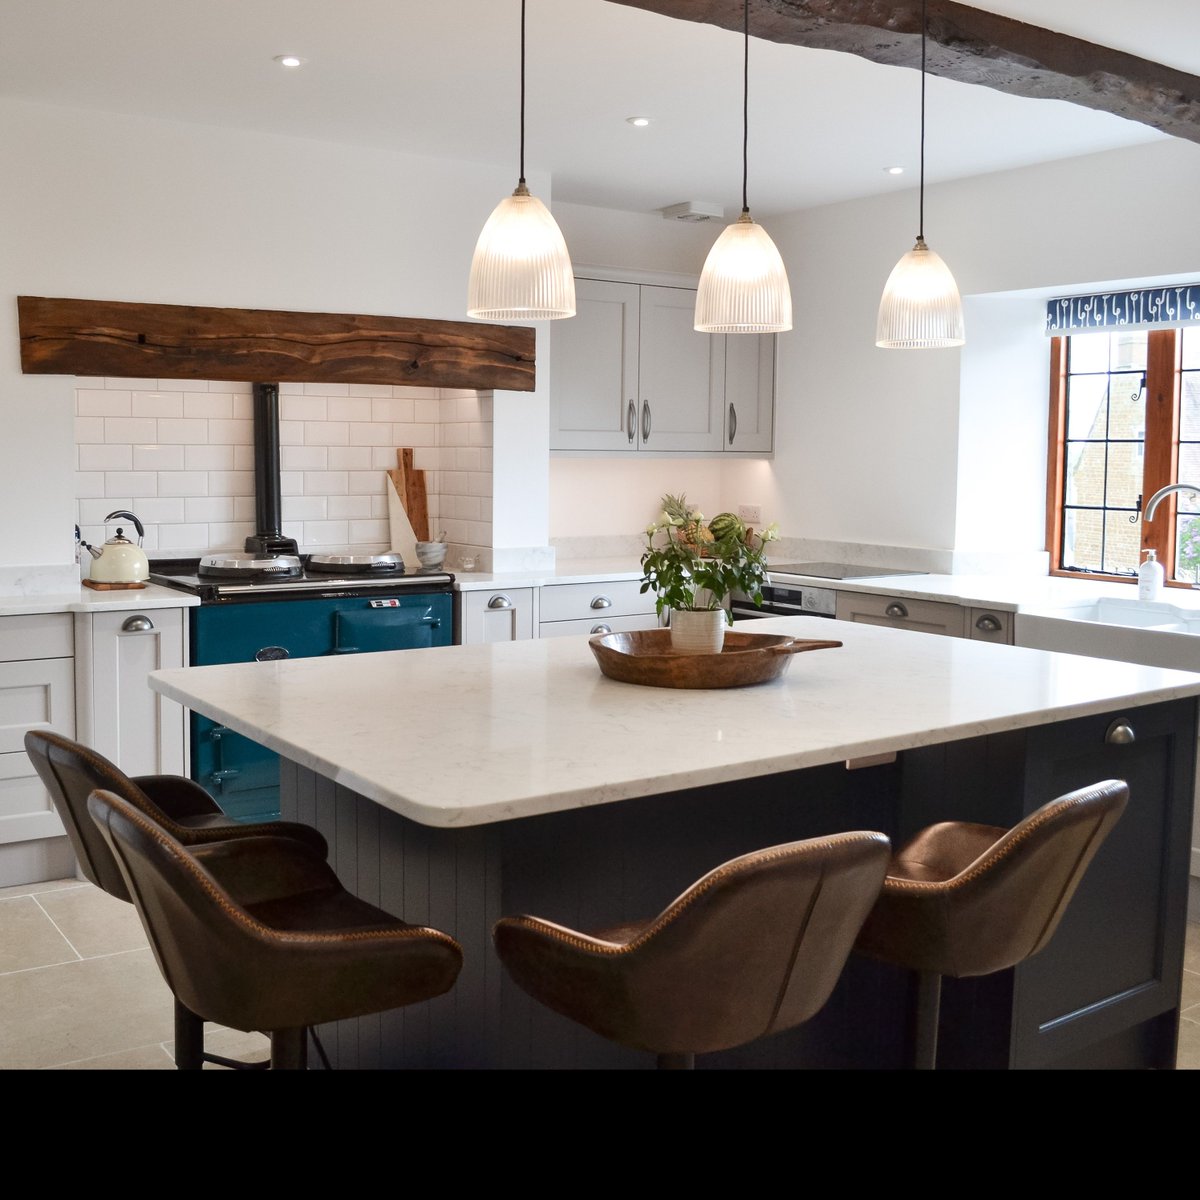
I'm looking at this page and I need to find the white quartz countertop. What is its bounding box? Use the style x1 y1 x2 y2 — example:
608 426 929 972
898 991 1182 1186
452 558 643 591
0 582 200 617
149 614 1200 830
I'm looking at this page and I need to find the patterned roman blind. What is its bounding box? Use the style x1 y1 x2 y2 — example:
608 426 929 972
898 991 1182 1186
1046 285 1200 335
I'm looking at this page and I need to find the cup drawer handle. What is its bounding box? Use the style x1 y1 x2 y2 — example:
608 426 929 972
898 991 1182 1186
590 595 612 610
121 615 154 632
884 602 909 619
487 594 514 610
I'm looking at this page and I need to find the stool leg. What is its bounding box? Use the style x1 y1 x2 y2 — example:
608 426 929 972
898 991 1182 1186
656 1053 695 1070
271 1027 309 1070
912 971 942 1070
174 999 204 1070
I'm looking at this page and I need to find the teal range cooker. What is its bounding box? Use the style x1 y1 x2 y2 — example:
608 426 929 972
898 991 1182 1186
150 550 454 823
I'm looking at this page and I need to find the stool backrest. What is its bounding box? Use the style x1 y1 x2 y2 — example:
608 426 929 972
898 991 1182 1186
24 729 162 901
497 831 891 1056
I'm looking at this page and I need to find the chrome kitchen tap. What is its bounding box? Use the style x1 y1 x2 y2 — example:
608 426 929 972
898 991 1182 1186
1144 483 1200 523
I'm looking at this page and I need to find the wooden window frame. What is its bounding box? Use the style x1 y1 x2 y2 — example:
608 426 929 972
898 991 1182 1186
1047 328 1184 584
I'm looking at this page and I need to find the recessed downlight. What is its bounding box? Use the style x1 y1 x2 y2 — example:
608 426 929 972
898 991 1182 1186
885 165 905 175
626 116 651 127
274 54 306 68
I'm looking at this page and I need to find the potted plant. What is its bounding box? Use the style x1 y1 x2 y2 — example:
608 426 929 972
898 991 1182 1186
640 493 779 653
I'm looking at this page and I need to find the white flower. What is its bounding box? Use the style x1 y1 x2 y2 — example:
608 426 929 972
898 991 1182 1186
689 510 704 522
660 509 677 527
645 522 660 536
761 521 780 542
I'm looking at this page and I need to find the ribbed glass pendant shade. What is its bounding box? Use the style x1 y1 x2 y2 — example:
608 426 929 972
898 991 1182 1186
467 183 576 321
875 237 965 349
695 213 792 334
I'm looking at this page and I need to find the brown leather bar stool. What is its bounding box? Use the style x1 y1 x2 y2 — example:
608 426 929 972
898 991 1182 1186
87 787 464 1069
493 831 891 1069
24 728 327 1069
854 779 1129 1069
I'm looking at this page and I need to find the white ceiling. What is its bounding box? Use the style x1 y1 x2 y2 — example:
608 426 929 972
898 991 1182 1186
0 0 1194 217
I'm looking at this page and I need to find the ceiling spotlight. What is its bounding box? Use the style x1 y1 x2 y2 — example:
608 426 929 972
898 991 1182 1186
274 54 306 68
885 166 905 175
626 116 651 127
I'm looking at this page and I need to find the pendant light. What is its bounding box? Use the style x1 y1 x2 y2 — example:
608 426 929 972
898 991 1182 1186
694 0 792 334
467 0 575 321
876 0 964 349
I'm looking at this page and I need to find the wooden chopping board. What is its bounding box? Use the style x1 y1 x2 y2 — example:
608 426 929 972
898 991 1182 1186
396 448 429 542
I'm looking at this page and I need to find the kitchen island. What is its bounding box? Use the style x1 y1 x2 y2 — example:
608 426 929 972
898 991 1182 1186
149 616 1200 1069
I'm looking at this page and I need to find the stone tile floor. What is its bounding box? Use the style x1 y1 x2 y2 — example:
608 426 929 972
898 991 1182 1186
4 876 1200 1068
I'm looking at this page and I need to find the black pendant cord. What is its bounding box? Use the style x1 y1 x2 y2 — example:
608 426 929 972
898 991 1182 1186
518 0 527 187
741 0 750 215
918 0 926 241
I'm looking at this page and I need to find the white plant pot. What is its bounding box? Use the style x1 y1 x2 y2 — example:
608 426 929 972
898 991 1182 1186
670 607 726 654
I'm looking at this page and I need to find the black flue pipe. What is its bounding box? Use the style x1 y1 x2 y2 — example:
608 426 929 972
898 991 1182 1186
244 382 299 556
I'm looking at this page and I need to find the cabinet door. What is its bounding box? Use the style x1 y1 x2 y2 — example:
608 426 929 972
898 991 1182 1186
967 607 1014 644
550 278 640 451
458 589 537 644
724 334 775 452
637 285 724 453
74 608 186 777
834 591 966 637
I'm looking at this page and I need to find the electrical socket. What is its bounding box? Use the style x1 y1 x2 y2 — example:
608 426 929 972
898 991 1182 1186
737 504 763 525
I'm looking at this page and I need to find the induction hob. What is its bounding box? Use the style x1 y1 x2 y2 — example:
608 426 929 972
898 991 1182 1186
768 562 927 580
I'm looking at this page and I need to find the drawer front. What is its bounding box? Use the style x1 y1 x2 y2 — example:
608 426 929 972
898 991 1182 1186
967 607 1014 644
0 750 64 843
834 591 966 638
539 579 654 623
0 613 72 662
0 657 76 754
540 613 661 640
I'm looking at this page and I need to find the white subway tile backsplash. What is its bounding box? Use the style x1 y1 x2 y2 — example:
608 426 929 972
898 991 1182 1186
349 471 386 495
304 421 349 446
209 471 254 497
74 377 492 558
157 418 209 445
184 392 233 419
283 496 328 521
75 416 106 443
133 444 185 472
185 497 235 523
136 497 186 524
329 397 371 422
349 519 389 543
105 417 158 444
104 472 158 497
328 495 372 520
303 471 348 496
132 391 182 420
283 395 327 421
327 447 373 470
208 419 254 445
371 397 415 423
281 446 328 471
169 472 209 496
158 523 212 550
79 444 133 472
349 422 394 447
184 444 234 471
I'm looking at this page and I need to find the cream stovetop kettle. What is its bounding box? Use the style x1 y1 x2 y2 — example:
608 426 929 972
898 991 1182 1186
81 510 149 585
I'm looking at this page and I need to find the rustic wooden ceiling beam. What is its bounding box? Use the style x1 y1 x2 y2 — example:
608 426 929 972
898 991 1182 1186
17 296 536 392
607 0 1200 145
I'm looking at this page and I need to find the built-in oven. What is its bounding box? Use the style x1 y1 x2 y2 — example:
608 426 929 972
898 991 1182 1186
729 581 838 621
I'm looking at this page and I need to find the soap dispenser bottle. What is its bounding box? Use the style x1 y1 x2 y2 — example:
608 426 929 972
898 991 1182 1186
1138 548 1164 601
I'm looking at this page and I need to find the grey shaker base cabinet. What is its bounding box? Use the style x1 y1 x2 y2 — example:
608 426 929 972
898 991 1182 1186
280 697 1195 1069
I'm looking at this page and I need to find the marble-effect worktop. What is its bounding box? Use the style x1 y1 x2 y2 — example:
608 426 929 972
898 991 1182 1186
149 614 1200 830
0 581 200 618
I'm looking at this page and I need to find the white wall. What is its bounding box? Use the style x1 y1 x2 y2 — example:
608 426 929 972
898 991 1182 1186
0 98 548 580
723 137 1200 555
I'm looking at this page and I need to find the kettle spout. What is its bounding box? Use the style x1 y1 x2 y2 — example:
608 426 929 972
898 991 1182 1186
80 541 103 560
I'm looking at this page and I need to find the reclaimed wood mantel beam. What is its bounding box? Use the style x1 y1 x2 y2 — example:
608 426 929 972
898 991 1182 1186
607 0 1200 144
17 296 537 392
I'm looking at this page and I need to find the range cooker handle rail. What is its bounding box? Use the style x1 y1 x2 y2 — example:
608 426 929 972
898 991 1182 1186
206 726 240 793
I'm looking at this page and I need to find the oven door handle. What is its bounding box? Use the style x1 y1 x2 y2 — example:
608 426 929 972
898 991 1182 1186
331 607 442 654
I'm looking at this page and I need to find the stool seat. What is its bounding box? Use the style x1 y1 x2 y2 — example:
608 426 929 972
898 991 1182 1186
494 831 891 1067
88 788 463 1066
854 779 1128 1067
